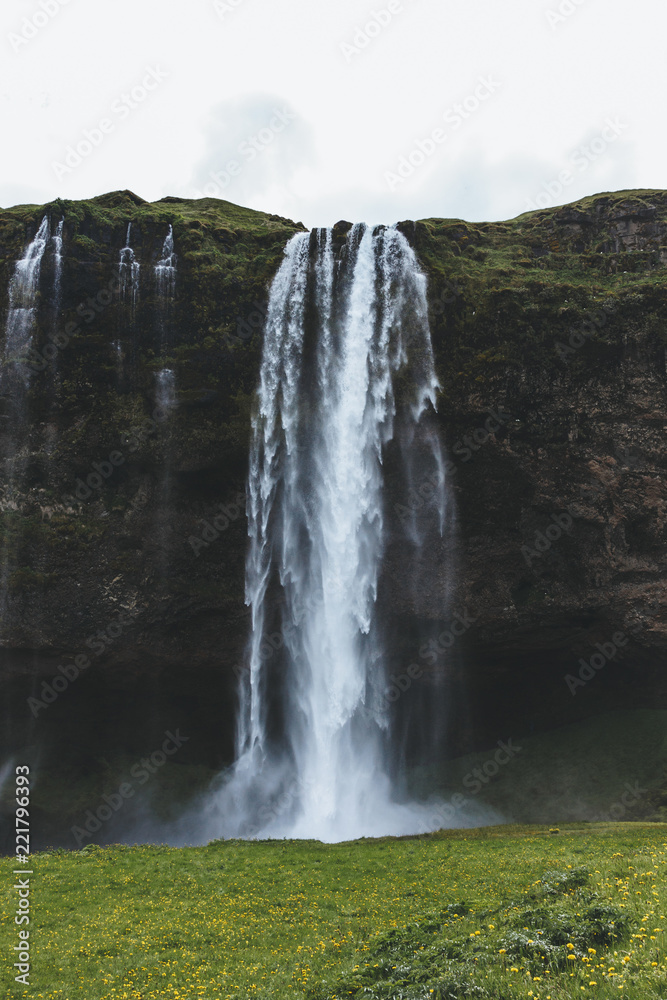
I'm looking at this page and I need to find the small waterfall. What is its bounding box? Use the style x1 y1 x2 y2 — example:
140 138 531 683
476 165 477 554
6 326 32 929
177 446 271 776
155 225 176 351
119 223 140 317
0 216 51 628
46 218 66 409
205 224 456 842
52 218 64 315
3 216 50 368
148 228 178 582
155 224 176 300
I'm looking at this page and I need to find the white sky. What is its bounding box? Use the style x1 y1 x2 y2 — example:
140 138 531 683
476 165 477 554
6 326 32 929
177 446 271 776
0 0 664 228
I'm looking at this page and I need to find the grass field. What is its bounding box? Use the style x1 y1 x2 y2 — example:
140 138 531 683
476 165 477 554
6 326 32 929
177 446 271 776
2 823 667 999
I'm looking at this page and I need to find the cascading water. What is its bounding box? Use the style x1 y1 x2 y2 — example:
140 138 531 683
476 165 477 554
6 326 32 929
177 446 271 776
52 219 64 314
119 223 140 317
200 223 477 843
155 224 176 303
3 216 50 371
155 367 176 412
0 216 51 626
153 225 177 577
155 223 176 360
45 219 65 408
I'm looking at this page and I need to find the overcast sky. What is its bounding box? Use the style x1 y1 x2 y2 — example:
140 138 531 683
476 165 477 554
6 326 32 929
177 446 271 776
0 0 664 228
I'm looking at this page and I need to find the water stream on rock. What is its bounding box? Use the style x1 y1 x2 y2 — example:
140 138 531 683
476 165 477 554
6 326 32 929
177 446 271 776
155 224 177 309
153 228 177 579
52 219 64 313
0 216 51 627
119 223 140 319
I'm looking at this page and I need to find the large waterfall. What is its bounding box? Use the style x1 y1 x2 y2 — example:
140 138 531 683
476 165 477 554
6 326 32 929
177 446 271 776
203 223 459 842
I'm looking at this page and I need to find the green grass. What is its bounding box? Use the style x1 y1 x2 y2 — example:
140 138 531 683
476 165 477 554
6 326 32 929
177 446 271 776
2 825 667 999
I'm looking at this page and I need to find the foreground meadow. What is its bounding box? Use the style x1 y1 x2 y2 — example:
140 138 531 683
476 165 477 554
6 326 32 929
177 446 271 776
1 824 667 999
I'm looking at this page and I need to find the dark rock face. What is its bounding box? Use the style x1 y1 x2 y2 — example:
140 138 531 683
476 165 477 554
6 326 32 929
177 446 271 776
1 188 667 844
406 190 667 752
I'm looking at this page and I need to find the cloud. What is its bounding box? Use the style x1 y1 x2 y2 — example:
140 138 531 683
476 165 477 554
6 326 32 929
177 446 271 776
187 93 316 210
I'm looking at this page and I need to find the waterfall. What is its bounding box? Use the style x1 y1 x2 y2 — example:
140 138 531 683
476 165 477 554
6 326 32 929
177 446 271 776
0 216 51 627
204 224 460 842
45 218 65 409
151 364 177 569
52 219 64 314
155 224 176 301
3 216 50 369
155 224 176 356
1 214 50 447
119 223 140 317
153 224 177 577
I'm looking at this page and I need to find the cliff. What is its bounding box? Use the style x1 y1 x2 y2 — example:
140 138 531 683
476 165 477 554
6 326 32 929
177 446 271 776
1 188 667 844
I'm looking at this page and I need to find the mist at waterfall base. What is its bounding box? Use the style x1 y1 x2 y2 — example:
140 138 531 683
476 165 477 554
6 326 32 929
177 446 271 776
174 223 501 845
